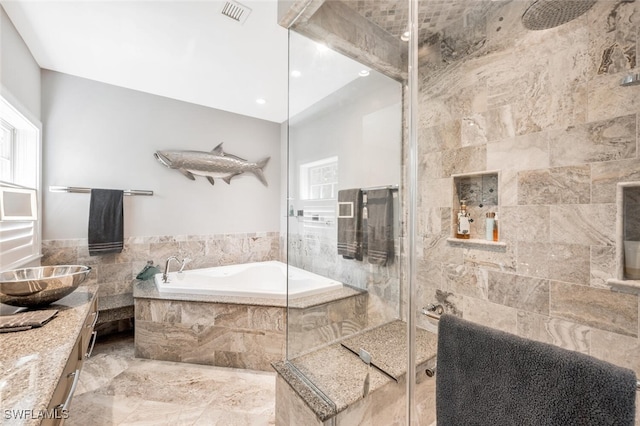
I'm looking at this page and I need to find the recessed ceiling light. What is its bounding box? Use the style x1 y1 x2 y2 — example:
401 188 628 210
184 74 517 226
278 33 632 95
316 43 329 52
290 70 302 78
256 98 266 105
359 70 370 77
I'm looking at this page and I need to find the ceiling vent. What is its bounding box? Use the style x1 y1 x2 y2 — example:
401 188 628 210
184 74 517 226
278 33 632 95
220 0 252 24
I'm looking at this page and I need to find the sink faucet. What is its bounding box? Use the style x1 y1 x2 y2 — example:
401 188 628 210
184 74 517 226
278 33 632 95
162 256 181 283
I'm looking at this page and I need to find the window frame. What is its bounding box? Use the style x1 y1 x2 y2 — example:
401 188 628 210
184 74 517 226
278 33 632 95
0 93 42 271
299 156 338 201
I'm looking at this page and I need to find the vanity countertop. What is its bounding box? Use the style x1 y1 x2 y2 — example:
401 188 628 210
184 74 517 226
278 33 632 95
0 284 98 425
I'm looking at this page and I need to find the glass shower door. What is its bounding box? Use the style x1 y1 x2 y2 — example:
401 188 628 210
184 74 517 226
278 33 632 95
285 26 406 423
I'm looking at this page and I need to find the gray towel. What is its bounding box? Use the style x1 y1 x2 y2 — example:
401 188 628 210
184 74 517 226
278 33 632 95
365 189 393 265
88 189 124 256
436 314 637 426
337 189 363 260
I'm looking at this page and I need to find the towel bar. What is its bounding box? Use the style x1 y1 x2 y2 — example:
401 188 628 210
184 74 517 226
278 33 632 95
360 184 399 193
50 186 153 196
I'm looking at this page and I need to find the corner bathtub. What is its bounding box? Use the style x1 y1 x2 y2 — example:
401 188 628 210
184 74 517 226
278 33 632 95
154 260 342 299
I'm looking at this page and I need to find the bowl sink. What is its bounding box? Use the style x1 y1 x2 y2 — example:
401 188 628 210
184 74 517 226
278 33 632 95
0 265 91 308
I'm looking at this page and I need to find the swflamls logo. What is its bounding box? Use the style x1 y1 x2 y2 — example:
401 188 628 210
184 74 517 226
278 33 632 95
3 408 69 420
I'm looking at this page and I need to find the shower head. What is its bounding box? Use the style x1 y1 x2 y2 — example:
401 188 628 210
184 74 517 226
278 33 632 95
522 0 597 30
620 73 640 87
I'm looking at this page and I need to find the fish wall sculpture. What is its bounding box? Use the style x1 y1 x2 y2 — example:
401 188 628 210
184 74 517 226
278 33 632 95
154 143 269 187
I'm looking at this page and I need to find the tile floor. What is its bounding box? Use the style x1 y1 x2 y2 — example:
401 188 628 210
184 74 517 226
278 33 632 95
67 332 276 426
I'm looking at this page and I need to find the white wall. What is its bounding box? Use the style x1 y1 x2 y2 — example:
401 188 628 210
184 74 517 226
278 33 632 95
288 72 402 197
0 6 40 120
41 70 282 240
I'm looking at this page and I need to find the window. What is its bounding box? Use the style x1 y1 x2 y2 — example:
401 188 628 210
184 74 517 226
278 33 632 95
297 157 338 236
0 95 41 271
1 120 14 182
299 156 338 200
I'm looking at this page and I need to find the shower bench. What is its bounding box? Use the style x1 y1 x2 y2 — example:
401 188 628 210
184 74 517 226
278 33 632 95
273 320 438 425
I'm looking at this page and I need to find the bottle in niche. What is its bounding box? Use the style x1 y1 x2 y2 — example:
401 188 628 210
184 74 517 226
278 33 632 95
493 212 499 242
456 200 471 239
486 212 495 241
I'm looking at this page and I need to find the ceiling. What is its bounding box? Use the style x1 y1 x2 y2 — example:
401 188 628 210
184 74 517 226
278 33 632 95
1 0 372 123
2 0 499 123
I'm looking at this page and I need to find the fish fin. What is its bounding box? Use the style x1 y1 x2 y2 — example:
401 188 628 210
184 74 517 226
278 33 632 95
206 176 216 186
252 157 270 187
223 173 242 185
179 169 196 180
223 153 248 162
211 143 248 161
211 143 224 156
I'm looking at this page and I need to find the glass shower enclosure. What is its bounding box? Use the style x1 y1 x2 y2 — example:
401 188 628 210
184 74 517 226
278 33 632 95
280 0 640 424
281 1 420 421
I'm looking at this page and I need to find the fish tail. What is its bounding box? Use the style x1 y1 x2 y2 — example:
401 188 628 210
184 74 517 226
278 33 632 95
253 157 270 187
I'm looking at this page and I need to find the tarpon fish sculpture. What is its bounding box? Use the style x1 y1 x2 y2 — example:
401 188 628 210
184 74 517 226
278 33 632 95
154 143 269 187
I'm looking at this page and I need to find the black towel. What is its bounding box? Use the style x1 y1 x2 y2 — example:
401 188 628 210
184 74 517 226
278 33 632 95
337 188 363 260
88 189 124 256
365 189 394 265
436 314 637 426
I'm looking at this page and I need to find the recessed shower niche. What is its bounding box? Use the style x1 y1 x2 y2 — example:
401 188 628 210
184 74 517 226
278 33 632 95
615 182 640 284
448 171 505 247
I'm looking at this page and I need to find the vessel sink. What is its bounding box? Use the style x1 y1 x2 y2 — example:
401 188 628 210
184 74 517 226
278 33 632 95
0 265 91 308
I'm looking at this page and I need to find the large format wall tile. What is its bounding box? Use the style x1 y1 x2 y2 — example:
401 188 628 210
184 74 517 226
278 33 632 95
550 204 616 246
592 157 640 203
487 132 549 172
591 328 640 373
488 271 549 315
549 281 638 337
462 296 518 334
549 115 637 167
516 311 591 354
518 165 591 205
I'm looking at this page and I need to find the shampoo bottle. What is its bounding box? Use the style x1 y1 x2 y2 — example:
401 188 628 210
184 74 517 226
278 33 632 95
456 200 471 239
493 212 499 242
486 212 495 241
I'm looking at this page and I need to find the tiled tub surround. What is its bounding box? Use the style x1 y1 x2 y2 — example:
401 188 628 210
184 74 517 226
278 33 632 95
134 278 366 371
41 232 281 300
415 1 640 421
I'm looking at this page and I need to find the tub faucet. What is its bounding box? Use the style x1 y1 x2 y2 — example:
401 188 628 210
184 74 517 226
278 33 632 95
162 256 182 283
179 257 191 273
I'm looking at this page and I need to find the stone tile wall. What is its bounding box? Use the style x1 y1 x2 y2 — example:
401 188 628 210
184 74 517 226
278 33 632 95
134 298 285 371
287 233 402 354
41 232 281 300
287 292 368 358
416 0 640 390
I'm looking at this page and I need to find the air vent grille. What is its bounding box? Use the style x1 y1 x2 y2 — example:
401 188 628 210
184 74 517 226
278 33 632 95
220 0 252 24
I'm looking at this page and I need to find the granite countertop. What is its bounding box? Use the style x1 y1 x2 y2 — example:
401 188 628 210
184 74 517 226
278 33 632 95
134 279 364 310
0 284 98 426
274 320 438 421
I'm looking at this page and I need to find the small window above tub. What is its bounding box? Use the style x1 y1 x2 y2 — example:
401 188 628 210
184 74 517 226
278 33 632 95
607 182 640 293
